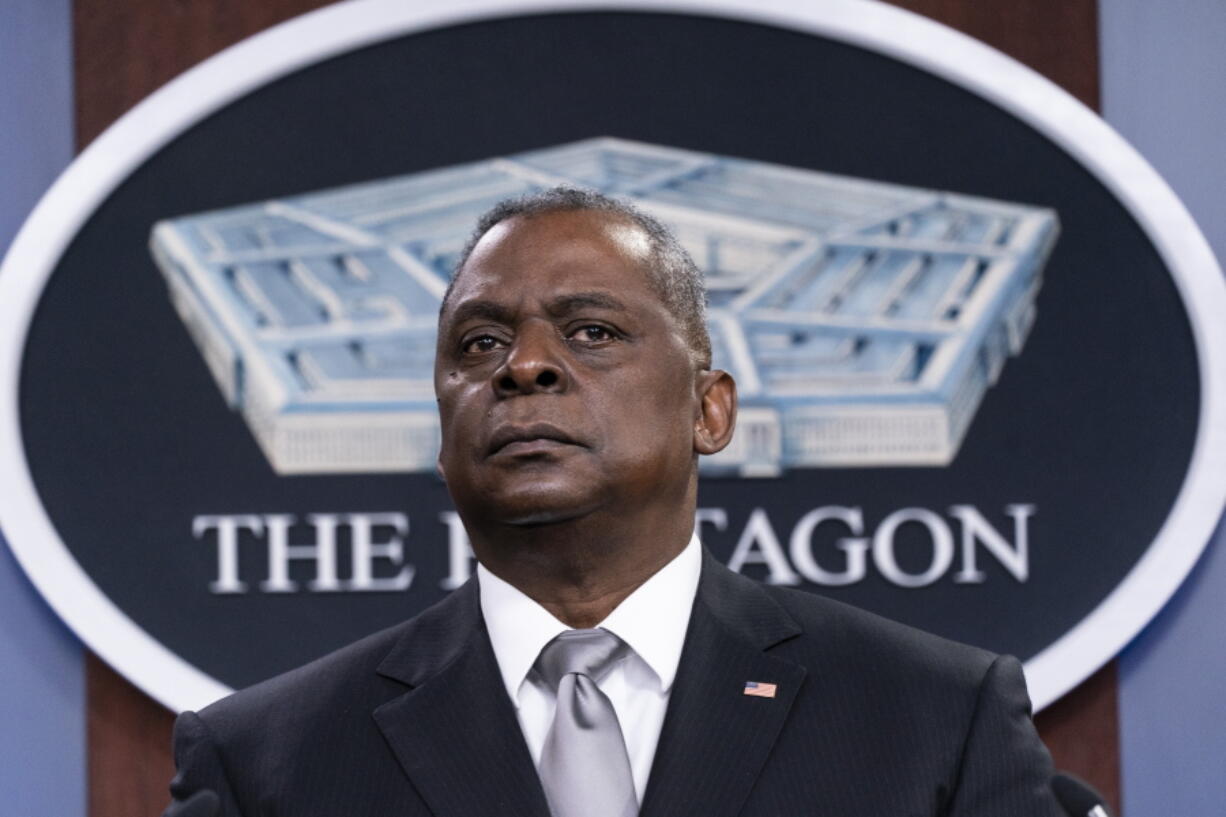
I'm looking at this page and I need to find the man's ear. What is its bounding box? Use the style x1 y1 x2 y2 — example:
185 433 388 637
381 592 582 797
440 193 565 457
693 369 737 455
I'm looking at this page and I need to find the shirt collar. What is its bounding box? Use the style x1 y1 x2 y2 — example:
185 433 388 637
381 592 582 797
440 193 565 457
478 533 702 705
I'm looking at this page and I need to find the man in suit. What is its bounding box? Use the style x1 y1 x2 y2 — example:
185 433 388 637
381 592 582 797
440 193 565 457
164 188 1064 816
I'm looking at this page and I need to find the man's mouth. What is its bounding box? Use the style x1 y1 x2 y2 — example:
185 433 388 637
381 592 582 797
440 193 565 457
486 423 582 457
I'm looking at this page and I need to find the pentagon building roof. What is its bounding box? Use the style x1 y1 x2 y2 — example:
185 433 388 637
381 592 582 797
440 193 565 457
150 137 1058 477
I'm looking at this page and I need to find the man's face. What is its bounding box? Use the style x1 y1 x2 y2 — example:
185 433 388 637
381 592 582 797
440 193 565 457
434 209 702 529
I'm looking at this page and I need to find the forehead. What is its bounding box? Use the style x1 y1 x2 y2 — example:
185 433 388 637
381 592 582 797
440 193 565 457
447 209 657 306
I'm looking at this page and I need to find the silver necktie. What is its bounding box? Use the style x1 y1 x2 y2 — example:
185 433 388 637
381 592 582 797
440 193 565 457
534 628 638 817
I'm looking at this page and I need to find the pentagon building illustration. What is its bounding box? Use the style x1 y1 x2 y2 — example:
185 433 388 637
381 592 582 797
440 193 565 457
150 138 1058 477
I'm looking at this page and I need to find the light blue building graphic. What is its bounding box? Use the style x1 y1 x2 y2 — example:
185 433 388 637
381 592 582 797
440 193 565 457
150 138 1058 477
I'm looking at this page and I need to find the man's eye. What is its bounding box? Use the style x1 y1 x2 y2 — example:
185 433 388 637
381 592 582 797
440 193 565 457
571 325 615 342
461 335 503 354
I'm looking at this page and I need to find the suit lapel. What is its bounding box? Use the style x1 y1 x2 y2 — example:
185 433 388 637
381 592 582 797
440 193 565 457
372 581 551 817
639 552 806 817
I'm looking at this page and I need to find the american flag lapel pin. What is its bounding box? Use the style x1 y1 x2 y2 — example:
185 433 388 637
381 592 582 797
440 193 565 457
743 681 777 698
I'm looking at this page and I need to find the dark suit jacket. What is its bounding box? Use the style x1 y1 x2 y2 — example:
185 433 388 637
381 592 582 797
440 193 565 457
165 551 1063 816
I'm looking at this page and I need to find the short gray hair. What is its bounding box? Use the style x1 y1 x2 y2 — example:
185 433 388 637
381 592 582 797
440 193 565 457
445 187 712 367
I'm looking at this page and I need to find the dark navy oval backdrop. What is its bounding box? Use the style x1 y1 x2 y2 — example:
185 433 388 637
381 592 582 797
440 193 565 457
19 12 1198 689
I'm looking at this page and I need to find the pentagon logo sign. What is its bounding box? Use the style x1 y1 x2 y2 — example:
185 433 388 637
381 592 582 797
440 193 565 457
150 137 1058 477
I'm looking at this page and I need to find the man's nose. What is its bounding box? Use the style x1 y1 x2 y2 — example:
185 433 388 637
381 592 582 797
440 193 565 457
494 321 568 396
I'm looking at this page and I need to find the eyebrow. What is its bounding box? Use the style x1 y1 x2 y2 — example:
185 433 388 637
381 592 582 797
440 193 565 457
544 292 629 317
444 292 629 329
443 299 516 329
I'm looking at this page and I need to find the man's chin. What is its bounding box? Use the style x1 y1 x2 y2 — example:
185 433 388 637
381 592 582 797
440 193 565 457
478 486 604 528
499 503 593 527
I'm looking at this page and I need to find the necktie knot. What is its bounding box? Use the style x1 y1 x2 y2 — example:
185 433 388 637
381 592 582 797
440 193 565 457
534 628 628 691
534 628 638 817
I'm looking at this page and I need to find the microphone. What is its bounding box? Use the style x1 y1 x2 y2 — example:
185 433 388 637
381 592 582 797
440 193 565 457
163 789 220 817
1051 772 1113 817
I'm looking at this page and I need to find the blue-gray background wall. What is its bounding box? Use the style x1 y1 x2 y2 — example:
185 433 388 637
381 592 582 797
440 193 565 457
0 1 83 814
1102 2 1226 814
0 1 1222 813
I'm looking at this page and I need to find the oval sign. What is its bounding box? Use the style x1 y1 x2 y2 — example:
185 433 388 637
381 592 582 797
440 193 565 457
1 0 1223 713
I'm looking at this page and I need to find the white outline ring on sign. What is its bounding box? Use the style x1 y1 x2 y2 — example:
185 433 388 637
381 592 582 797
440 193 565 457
0 0 1223 714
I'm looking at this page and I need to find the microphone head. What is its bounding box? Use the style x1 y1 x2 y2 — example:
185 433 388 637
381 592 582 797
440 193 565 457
165 789 220 817
1051 772 1112 817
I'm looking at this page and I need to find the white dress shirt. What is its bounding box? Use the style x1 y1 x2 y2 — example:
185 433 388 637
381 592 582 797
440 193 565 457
477 534 701 804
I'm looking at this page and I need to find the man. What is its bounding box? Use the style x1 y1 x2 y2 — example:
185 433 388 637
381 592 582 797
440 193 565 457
164 188 1063 816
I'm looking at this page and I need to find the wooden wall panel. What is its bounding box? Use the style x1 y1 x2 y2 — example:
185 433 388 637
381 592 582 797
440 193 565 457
74 1 1117 814
885 0 1100 109
74 0 335 148
1036 662 1122 813
86 653 176 817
